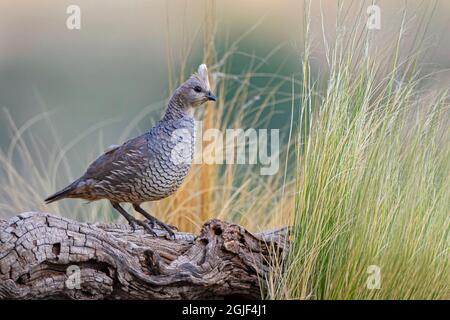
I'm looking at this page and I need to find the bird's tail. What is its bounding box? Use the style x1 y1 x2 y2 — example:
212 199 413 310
44 180 79 204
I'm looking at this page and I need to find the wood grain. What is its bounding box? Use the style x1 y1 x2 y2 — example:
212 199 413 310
0 212 289 299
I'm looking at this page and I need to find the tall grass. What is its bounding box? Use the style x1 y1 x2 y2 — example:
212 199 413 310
267 1 450 299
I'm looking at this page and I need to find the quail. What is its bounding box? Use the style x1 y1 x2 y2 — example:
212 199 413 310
45 64 217 237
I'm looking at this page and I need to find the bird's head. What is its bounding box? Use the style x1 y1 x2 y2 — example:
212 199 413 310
176 64 217 108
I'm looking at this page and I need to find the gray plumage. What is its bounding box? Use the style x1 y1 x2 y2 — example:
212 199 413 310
45 64 217 237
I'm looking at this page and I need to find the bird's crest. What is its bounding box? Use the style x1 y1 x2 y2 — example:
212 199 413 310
195 64 210 90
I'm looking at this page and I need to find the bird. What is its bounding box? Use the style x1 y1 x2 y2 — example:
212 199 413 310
44 64 217 237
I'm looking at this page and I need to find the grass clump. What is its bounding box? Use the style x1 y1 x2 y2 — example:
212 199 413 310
268 1 449 299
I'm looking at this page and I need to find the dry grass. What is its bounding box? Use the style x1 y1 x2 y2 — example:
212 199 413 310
266 1 450 299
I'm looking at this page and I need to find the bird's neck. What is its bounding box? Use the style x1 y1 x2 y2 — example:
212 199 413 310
163 92 193 121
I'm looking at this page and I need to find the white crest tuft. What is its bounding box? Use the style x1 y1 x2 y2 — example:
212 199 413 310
197 64 210 89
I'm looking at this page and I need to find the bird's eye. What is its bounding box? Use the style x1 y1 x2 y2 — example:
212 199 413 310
193 86 202 93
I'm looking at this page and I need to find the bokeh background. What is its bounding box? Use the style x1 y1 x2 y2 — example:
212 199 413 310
1 0 449 146
0 0 449 221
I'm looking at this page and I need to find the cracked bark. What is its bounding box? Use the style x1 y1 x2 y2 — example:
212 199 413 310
0 212 289 299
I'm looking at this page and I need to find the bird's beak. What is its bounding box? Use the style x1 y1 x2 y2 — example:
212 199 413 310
207 91 217 101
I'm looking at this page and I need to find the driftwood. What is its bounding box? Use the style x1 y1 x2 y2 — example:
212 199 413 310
0 212 289 299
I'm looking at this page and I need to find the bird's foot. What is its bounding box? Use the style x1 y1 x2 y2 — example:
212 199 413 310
145 219 177 238
146 219 155 229
161 222 178 232
160 222 176 239
129 218 157 236
153 220 176 239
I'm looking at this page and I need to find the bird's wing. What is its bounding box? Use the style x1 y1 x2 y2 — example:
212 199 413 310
82 134 151 181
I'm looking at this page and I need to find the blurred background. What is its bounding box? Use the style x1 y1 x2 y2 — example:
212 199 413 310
0 0 449 224
1 0 449 147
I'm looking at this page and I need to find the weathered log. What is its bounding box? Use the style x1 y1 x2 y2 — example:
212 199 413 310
0 212 289 299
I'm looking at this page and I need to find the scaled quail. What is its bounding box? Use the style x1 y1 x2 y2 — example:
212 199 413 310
45 64 217 237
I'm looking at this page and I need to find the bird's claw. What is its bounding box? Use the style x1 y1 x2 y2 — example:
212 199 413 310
129 219 157 236
129 217 175 238
145 219 177 238
156 221 176 239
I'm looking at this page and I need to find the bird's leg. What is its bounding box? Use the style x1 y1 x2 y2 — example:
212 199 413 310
133 206 155 229
133 204 177 238
110 201 156 236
